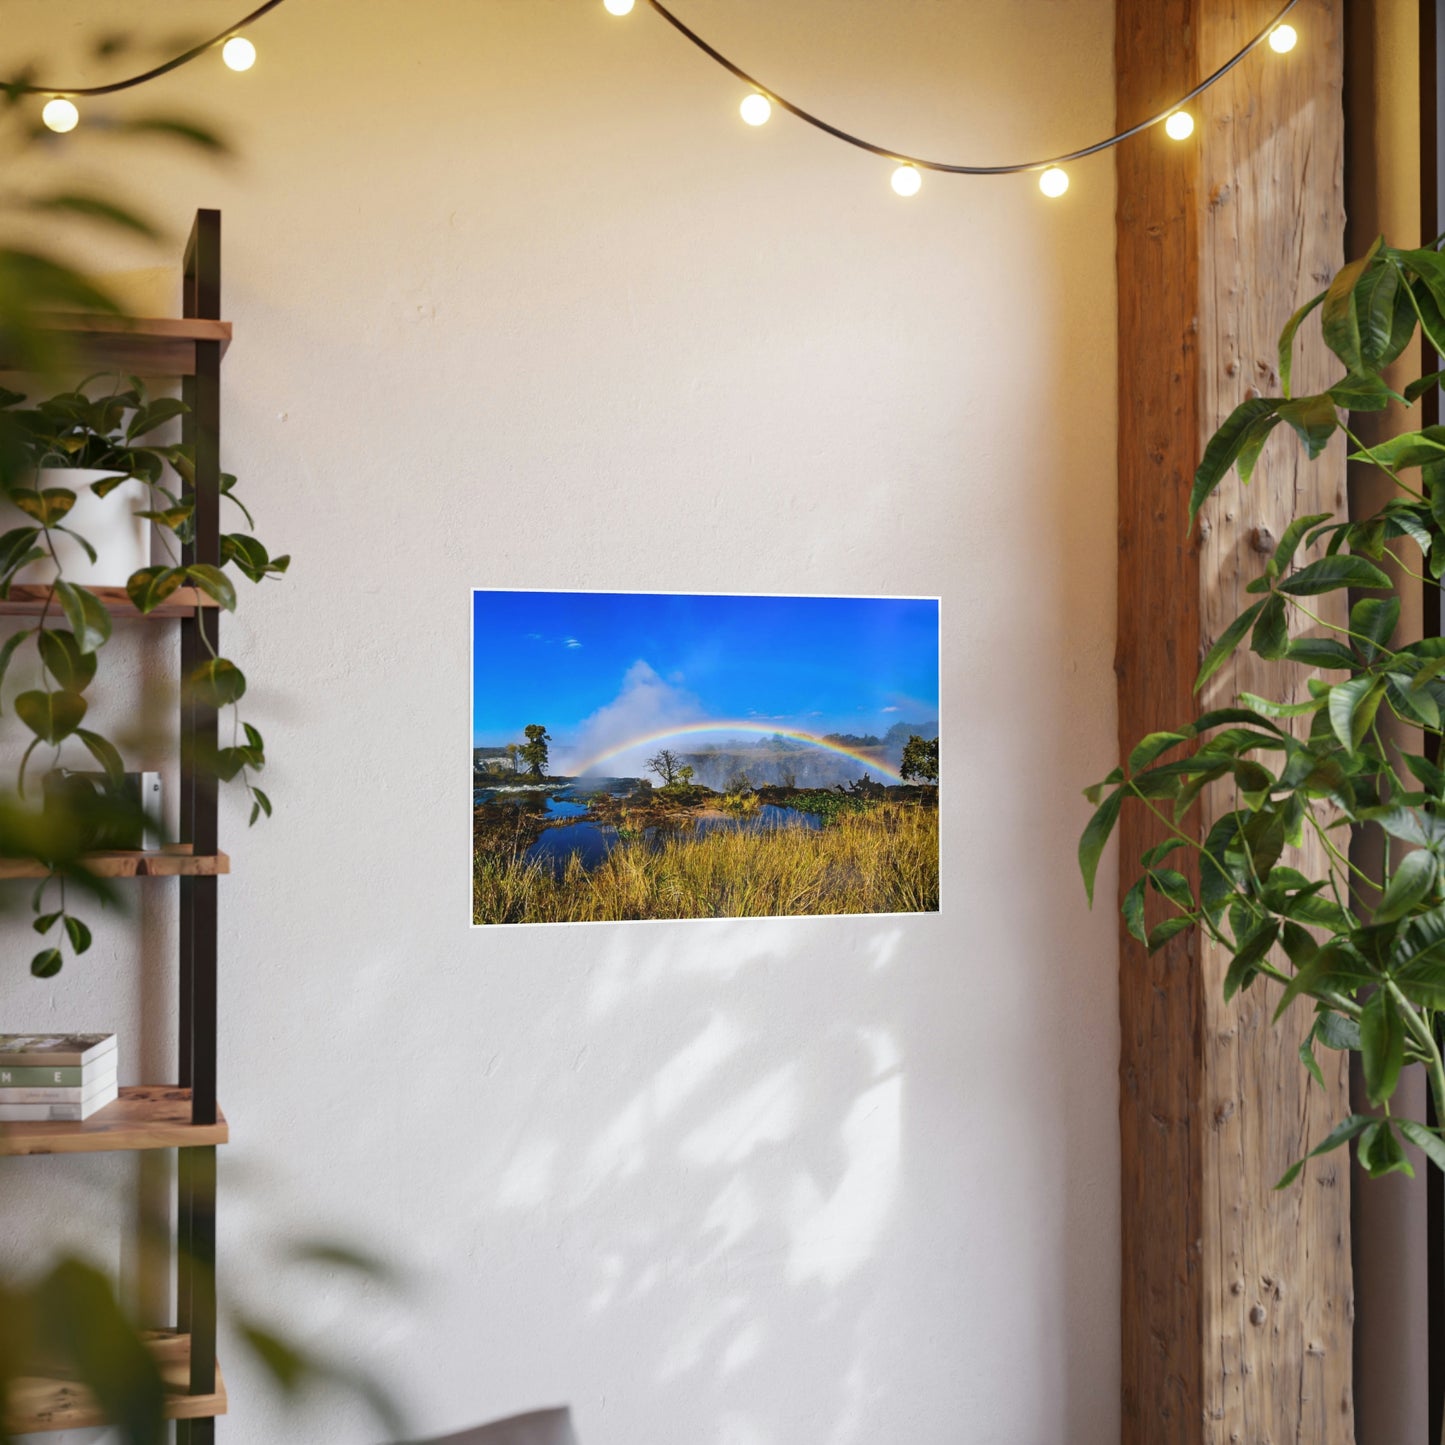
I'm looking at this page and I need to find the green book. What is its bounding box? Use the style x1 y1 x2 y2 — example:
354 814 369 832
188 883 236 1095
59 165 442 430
0 1065 95 1086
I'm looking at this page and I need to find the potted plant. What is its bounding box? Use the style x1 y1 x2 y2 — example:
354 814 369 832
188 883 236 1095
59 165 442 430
0 378 288 976
1081 235 1445 1187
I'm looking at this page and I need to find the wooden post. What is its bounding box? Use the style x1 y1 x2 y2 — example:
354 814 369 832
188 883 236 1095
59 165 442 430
1115 2 1354 1440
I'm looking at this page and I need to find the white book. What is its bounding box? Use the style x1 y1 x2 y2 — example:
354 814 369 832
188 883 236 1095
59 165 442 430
0 1080 118 1122
0 1065 118 1106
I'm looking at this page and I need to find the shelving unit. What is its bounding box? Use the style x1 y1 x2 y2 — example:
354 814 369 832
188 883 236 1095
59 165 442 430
1 210 230 1440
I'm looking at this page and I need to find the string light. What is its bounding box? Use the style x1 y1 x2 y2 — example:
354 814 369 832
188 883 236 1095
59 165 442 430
1038 167 1069 198
221 36 256 71
17 0 1303 202
739 92 772 127
41 98 79 133
891 164 922 198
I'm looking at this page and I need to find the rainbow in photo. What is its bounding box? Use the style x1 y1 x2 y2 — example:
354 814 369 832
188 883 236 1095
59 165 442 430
471 589 940 926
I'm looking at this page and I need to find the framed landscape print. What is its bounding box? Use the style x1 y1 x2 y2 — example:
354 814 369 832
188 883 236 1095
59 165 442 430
471 589 939 925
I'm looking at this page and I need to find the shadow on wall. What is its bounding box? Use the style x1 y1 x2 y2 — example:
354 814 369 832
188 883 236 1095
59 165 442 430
384 901 1116 1445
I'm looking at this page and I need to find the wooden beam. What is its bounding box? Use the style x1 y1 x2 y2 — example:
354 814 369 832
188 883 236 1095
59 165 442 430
1115 2 1353 1440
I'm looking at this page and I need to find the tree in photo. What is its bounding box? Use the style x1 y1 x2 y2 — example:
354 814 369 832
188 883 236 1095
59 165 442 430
520 724 551 779
647 748 682 785
505 741 521 775
900 734 939 784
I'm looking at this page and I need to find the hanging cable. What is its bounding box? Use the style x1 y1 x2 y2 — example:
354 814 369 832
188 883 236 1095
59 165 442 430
639 0 1301 175
17 0 289 99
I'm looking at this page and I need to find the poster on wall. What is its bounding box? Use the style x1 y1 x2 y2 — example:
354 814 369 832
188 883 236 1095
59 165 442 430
471 589 940 926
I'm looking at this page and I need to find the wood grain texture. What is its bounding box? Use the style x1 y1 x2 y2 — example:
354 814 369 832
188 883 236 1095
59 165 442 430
0 314 233 376
4 1329 226 1432
0 1086 228 1156
1116 2 1352 1440
0 848 229 880
0 584 218 618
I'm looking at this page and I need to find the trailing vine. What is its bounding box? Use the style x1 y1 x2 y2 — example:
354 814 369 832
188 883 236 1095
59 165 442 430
1083 236 1445 1186
0 376 287 976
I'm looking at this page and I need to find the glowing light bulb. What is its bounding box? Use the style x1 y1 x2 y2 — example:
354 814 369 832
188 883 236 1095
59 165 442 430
740 92 772 127
890 164 922 198
41 98 78 133
1039 166 1069 198
1164 110 1194 140
1268 23 1298 53
604 0 635 14
222 36 256 71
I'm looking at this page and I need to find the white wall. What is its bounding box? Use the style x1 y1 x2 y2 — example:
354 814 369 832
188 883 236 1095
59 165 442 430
1 3 1120 1441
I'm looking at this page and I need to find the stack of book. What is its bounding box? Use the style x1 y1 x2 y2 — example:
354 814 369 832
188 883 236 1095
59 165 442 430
0 1033 118 1122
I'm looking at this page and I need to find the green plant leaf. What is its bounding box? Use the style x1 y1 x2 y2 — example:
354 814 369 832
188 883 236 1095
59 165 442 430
63 915 92 955
1274 942 1375 1022
24 191 161 239
1352 596 1400 660
1375 848 1437 922
125 397 188 441
52 580 111 653
76 727 124 785
1277 555 1392 595
1251 594 1289 659
1317 1012 1362 1050
1299 1022 1326 1090
30 947 62 978
1222 920 1279 1001
14 688 85 744
1196 599 1266 691
1190 399 1280 523
125 565 184 614
1360 1120 1414 1178
37 629 97 693
1078 788 1122 906
1404 752 1445 795
1328 674 1385 752
1129 731 1188 773
33 910 61 935
1356 255 1402 365
1277 394 1339 457
185 563 236 612
1406 369 1445 403
1146 915 1193 954
1320 245 1375 372
1398 1119 1445 1172
0 625 33 713
1276 1112 1377 1188
1329 372 1396 412
1360 989 1405 1105
252 785 272 819
186 657 247 708
1284 637 1356 669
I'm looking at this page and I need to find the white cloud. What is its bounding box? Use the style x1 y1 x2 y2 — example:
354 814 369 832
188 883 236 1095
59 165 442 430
557 661 703 775
564 638 583 649
880 706 899 713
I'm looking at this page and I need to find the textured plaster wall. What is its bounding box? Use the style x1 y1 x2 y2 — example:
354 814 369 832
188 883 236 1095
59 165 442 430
1 3 1120 1441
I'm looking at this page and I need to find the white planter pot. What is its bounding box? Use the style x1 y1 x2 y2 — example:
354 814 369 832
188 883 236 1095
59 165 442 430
5 469 151 588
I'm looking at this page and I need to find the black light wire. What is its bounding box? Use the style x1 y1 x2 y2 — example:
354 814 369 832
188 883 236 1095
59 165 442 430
19 0 1301 176
645 0 1303 174
16 0 289 98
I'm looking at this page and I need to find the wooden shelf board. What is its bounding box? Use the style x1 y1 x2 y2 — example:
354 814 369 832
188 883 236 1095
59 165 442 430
0 1085 227 1157
5 1330 226 1433
0 584 217 618
0 847 229 880
1 313 232 376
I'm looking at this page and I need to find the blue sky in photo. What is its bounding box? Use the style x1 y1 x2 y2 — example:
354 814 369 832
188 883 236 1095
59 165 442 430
471 590 939 752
